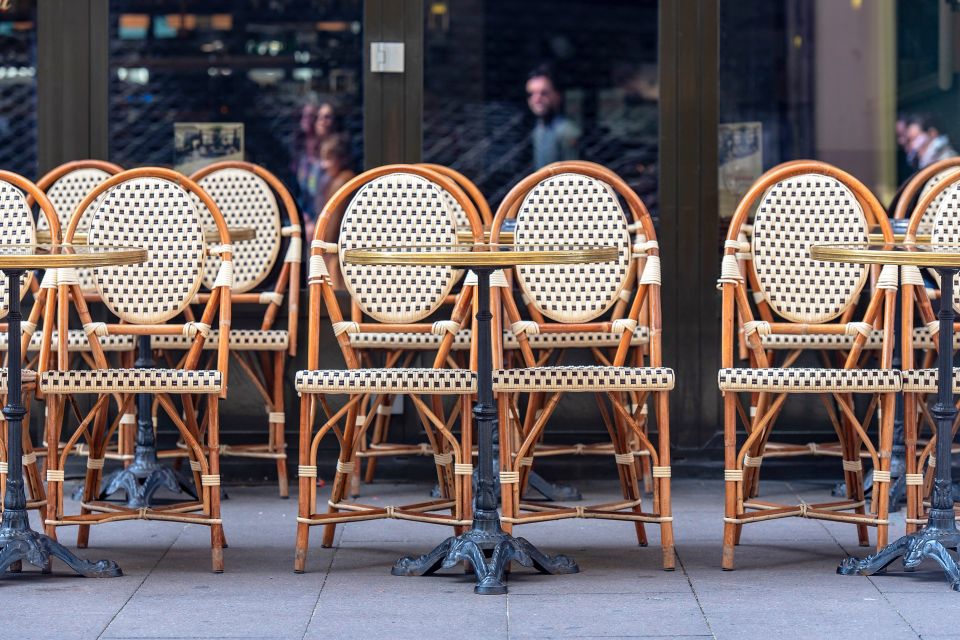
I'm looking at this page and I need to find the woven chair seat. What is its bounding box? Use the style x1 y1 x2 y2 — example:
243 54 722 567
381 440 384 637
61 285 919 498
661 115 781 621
492 366 674 392
0 369 37 391
718 368 900 393
348 330 473 351
503 328 650 350
40 368 222 394
295 368 477 395
758 330 883 350
911 326 960 350
0 330 135 353
152 329 289 352
902 368 960 393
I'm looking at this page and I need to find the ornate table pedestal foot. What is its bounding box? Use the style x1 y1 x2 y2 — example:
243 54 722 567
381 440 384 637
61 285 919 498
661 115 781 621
392 508 578 595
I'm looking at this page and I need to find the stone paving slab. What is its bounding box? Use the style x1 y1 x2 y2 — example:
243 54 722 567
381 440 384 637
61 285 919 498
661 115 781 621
7 479 960 638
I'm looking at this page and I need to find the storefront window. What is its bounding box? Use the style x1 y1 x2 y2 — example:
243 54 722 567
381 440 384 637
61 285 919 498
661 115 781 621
0 0 36 179
423 0 659 216
109 0 363 234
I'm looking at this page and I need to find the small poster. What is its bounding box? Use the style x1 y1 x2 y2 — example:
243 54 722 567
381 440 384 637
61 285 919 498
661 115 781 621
718 122 762 219
174 122 244 175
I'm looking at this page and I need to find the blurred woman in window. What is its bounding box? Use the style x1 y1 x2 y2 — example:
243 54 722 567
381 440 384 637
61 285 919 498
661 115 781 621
316 133 356 289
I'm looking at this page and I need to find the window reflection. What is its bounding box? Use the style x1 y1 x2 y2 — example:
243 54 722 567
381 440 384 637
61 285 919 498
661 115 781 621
0 0 36 178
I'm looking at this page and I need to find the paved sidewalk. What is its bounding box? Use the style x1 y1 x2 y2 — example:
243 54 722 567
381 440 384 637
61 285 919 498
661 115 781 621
2 478 955 639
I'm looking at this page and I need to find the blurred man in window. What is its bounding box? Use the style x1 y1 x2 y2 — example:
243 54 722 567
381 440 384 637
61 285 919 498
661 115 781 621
904 113 957 169
526 65 580 168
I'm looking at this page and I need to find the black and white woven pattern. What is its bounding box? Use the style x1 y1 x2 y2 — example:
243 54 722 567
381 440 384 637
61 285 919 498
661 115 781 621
38 167 113 231
930 181 960 312
514 174 630 323
0 330 134 353
917 168 960 234
348 330 473 351
492 366 674 392
195 168 281 293
752 175 869 323
439 188 472 231
152 329 288 352
759 330 884 351
901 368 960 393
88 177 206 324
717 368 900 393
0 179 36 316
503 328 650 350
0 369 35 392
911 326 960 350
339 173 459 323
295 368 477 395
40 368 222 394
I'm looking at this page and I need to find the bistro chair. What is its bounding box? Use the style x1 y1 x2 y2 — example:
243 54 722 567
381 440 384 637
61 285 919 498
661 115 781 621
294 165 483 572
41 167 232 572
500 160 655 491
0 172 63 522
899 168 960 534
717 160 899 569
147 161 301 498
490 162 676 569
353 164 492 488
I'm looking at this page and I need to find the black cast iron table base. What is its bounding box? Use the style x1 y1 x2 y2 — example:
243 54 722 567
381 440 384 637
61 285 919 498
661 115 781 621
839 266 960 590
0 269 121 578
392 508 578 595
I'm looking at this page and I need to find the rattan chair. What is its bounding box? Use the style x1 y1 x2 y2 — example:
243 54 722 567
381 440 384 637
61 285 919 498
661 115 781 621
718 161 899 570
353 164 492 488
0 172 63 523
489 162 676 569
41 167 232 572
294 165 483 572
143 161 301 498
499 160 655 491
897 166 960 534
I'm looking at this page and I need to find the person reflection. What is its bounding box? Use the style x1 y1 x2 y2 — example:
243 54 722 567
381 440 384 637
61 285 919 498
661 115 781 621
299 100 343 242
316 134 356 290
902 113 957 169
526 65 580 168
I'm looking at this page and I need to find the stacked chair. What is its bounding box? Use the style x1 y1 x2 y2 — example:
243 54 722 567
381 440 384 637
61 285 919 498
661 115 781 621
717 161 899 569
150 161 302 497
490 162 676 569
41 167 233 572
294 165 484 571
0 172 64 522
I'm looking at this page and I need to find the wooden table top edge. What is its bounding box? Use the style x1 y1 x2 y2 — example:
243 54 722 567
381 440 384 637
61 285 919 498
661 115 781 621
342 244 621 267
0 244 148 269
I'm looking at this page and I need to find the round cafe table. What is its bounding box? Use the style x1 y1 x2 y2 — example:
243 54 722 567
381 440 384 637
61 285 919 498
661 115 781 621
0 244 146 577
811 241 960 590
342 243 619 594
36 226 257 245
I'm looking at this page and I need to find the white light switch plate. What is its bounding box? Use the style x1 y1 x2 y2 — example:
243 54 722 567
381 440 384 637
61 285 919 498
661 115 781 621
370 42 404 73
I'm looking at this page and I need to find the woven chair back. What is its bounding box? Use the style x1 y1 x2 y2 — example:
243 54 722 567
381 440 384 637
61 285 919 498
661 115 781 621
0 175 40 316
512 172 631 323
39 167 115 231
338 172 460 324
194 167 281 293
751 174 869 324
916 167 960 235
86 176 207 324
928 180 960 312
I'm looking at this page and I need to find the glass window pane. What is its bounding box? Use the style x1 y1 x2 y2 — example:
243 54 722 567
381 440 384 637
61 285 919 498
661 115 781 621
423 0 659 219
0 0 37 178
109 0 363 234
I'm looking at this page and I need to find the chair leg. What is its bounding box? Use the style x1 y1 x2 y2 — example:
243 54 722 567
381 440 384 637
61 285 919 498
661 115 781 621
208 396 225 573
904 392 920 535
722 393 738 570
272 351 289 499
295 396 313 573
873 393 895 550
77 400 109 550
655 391 675 570
322 403 361 548
838 394 869 547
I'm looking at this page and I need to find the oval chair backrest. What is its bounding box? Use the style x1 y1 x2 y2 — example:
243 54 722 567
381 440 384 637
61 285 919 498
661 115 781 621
930 180 960 312
752 174 869 324
88 177 207 324
512 172 631 323
917 167 960 235
194 168 282 293
38 167 114 231
0 179 36 316
440 189 473 232
338 172 459 323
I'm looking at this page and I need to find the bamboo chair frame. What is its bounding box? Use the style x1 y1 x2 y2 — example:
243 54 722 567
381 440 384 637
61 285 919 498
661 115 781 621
354 164 493 488
489 161 675 570
0 172 64 525
719 160 898 570
142 161 302 499
294 165 484 572
42 167 232 572
898 165 960 534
